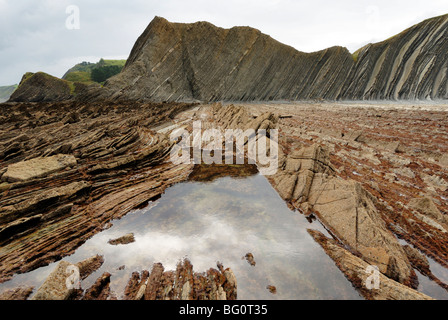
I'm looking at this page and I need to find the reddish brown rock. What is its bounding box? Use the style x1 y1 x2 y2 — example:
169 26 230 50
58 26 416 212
108 233 135 246
266 285 277 294
308 229 433 300
82 272 113 300
0 286 34 300
124 259 237 300
244 253 256 266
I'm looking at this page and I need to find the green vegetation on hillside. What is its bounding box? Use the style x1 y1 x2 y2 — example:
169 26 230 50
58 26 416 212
91 66 122 83
63 58 126 84
64 71 92 83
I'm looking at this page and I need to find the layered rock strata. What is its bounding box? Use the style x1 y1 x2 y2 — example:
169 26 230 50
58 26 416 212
12 14 448 103
0 101 196 282
8 72 90 103
342 14 448 100
1 100 447 300
123 259 237 300
308 230 433 300
195 102 448 299
78 14 448 103
275 143 414 285
242 101 448 298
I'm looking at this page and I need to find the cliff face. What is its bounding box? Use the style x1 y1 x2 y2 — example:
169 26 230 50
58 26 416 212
97 16 354 102
95 14 448 102
9 72 89 103
10 14 448 103
340 14 448 100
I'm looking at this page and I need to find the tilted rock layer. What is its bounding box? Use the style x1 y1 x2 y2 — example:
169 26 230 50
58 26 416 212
1 99 448 299
9 72 88 103
78 14 448 103
0 101 196 282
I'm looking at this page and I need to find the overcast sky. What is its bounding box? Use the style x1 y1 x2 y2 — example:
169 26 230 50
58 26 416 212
1 0 448 86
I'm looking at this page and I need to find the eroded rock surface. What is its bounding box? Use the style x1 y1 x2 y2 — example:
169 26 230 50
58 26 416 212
1 100 448 300
201 103 414 286
108 233 135 245
0 286 34 300
8 72 88 103
74 14 448 103
12 256 237 300
31 255 104 300
32 261 78 300
2 154 77 182
308 230 433 300
0 101 195 282
123 260 237 301
193 102 448 299
242 101 448 297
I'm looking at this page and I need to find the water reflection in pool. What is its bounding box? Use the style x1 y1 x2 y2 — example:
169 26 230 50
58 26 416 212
1 166 363 300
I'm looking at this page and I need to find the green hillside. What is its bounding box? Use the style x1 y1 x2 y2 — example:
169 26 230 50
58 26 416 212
62 59 126 84
0 84 18 102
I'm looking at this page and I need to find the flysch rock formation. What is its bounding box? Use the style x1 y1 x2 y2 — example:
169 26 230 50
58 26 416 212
274 143 414 285
77 14 448 103
1 99 447 300
243 101 448 299
2 13 448 300
8 72 90 103
0 101 196 283
193 103 428 299
123 259 237 301
243 101 448 271
9 14 448 103
0 100 239 301
343 14 448 100
26 256 236 300
92 17 353 102
307 230 433 300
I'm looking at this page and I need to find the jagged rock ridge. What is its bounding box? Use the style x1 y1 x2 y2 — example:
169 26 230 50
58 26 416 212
96 17 353 102
7 14 448 103
341 14 448 100
92 14 448 102
9 72 90 103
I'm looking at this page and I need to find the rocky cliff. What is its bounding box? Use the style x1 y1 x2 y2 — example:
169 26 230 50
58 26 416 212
94 16 353 102
340 14 448 100
90 14 448 102
9 14 448 103
8 72 90 103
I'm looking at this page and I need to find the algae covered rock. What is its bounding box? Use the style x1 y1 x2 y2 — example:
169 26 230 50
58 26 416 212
8 72 85 103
